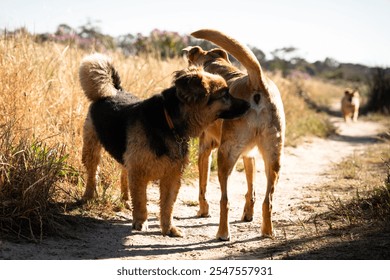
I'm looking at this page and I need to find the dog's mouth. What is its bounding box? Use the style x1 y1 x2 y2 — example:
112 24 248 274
218 97 250 120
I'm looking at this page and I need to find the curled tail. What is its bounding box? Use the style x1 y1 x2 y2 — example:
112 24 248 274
191 29 267 91
79 53 123 102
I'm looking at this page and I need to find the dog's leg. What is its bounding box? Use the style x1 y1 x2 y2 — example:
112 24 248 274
259 144 282 238
159 170 183 237
128 172 148 231
242 156 256 222
262 164 278 237
120 167 131 209
197 139 214 218
216 143 242 241
81 118 102 200
353 108 359 122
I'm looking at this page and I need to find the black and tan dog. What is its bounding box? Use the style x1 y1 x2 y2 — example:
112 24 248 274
79 53 249 237
184 29 285 240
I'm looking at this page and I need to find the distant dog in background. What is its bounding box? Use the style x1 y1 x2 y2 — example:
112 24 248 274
79 53 249 237
341 88 360 122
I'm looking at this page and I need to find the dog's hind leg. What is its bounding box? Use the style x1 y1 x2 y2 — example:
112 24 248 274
120 167 131 209
81 117 102 201
242 156 256 222
198 134 219 217
198 144 212 217
353 108 359 122
159 169 183 237
258 143 282 238
261 162 279 237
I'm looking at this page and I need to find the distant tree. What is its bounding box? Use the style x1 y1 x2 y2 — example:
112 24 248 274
271 47 298 61
78 19 102 39
132 29 190 58
324 57 340 69
55 24 75 36
116 33 137 56
268 47 295 76
267 47 301 76
133 33 151 55
78 19 115 50
149 29 187 58
49 23 78 45
313 57 344 80
249 46 266 63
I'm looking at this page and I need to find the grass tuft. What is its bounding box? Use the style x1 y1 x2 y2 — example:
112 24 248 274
320 139 390 228
0 124 75 241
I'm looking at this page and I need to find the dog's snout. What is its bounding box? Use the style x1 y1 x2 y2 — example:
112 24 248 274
218 96 250 120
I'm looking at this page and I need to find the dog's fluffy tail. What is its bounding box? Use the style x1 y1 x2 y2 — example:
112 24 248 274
79 53 122 102
191 29 267 91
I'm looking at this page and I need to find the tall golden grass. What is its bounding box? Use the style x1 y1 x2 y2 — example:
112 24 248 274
0 34 187 239
0 34 343 240
272 73 338 146
0 33 186 169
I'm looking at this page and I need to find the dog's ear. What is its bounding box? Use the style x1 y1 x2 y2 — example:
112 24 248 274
174 68 208 104
210 48 230 63
182 46 202 64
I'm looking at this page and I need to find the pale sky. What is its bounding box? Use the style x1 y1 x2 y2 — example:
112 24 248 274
1 0 389 66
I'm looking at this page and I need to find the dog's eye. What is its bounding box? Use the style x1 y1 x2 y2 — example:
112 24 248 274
214 89 229 99
222 90 230 100
208 89 229 105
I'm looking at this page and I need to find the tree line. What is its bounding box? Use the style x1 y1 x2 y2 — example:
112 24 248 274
2 22 389 114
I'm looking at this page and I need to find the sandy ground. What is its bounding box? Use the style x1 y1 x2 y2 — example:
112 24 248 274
0 114 387 260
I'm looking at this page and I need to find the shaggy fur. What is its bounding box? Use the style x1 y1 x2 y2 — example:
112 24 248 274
79 53 249 237
184 29 285 240
341 88 360 122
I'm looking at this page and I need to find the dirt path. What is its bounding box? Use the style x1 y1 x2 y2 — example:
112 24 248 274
0 115 385 260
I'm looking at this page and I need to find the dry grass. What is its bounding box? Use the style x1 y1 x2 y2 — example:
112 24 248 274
0 33 186 169
299 78 347 107
0 34 186 239
317 137 390 229
0 34 343 240
277 138 390 259
272 73 337 146
0 123 74 241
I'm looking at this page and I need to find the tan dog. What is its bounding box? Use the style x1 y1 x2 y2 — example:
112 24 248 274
79 53 250 237
184 29 285 240
341 88 360 122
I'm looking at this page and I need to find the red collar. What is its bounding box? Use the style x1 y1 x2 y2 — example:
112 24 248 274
164 108 175 130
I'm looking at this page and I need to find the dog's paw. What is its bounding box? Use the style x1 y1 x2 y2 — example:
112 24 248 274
242 200 254 222
122 200 132 210
261 226 275 239
132 221 148 231
196 210 211 218
197 202 210 218
216 230 230 241
241 211 253 222
163 226 184 238
81 193 95 202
